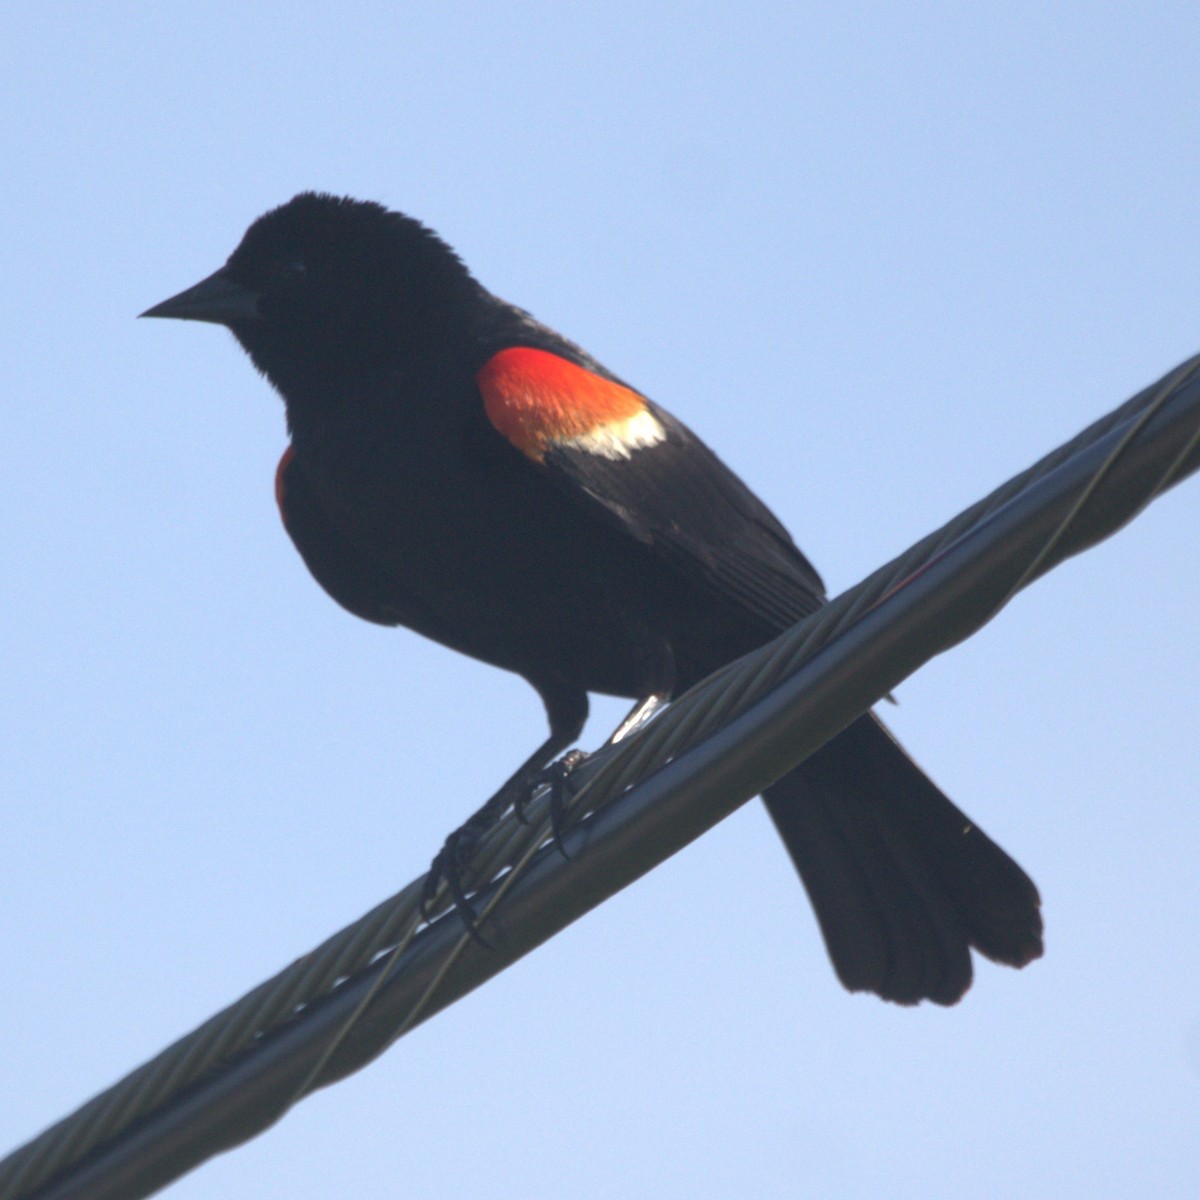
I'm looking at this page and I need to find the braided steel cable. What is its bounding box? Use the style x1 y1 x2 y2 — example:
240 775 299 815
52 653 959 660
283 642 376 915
4 351 1199 1200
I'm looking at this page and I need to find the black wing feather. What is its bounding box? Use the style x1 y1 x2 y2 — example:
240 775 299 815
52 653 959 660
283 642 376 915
540 405 827 634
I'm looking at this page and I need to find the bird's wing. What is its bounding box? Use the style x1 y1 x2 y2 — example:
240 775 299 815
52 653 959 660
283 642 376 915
477 346 827 634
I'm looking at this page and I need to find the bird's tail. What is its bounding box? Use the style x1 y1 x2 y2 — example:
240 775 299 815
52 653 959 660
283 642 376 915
762 714 1043 1005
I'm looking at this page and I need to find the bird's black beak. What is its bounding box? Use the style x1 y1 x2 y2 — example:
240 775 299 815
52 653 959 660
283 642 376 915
140 269 261 325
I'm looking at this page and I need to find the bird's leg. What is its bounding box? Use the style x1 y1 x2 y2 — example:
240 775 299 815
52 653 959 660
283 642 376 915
423 648 674 933
422 686 587 933
527 693 670 863
535 647 677 845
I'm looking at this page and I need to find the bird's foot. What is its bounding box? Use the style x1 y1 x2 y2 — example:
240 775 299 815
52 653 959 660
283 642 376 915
421 810 502 943
524 749 588 856
421 750 587 938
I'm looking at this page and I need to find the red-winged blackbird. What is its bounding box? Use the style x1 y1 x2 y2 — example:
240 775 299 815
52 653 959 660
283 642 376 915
143 193 1042 1005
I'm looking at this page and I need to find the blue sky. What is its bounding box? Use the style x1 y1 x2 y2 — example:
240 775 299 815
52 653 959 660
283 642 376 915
2 4 1198 1197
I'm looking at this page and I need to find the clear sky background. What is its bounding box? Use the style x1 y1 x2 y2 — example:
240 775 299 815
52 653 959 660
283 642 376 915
3 5 1199 1198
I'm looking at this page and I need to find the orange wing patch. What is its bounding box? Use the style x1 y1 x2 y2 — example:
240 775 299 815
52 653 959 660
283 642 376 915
275 443 295 522
478 347 666 462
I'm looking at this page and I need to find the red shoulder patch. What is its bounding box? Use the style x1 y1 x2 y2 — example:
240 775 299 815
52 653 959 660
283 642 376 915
275 443 295 523
478 347 665 462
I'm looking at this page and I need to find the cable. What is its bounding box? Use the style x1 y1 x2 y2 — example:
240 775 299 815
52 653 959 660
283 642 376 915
4 351 1199 1200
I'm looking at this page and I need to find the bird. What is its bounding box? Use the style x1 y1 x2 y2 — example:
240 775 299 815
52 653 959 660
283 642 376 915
142 192 1043 1005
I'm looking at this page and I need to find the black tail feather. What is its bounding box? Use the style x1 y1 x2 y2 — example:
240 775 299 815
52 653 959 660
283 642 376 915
763 714 1043 1005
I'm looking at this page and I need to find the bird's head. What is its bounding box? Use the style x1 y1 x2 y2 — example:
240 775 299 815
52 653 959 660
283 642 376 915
142 192 483 407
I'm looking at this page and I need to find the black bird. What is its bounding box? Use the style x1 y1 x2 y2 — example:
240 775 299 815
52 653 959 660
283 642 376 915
143 193 1043 1004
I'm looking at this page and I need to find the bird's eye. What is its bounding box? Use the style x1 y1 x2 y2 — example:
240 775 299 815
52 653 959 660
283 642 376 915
271 257 307 285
